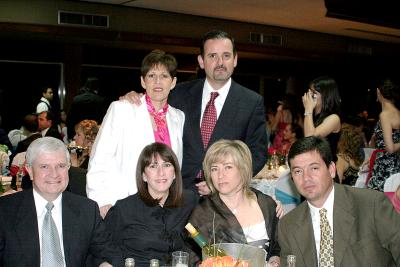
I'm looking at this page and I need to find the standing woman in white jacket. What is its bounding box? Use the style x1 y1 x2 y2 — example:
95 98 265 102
87 50 184 218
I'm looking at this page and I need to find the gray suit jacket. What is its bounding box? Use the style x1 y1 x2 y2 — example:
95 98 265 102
0 190 123 267
278 184 400 267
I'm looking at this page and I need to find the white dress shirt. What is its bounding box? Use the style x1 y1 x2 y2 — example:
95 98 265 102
36 97 51 114
33 190 66 267
308 186 334 266
200 78 231 126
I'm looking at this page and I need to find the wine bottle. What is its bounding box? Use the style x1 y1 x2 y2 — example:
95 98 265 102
185 223 227 257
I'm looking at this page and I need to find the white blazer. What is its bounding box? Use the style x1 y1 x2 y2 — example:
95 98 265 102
86 97 185 207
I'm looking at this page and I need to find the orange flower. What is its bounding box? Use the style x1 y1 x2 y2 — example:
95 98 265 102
200 256 252 267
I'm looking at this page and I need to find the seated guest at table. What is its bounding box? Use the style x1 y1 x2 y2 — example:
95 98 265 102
188 139 281 267
388 184 400 213
278 136 400 267
103 142 197 267
87 49 184 218
336 124 364 185
0 137 123 267
70 119 99 169
276 123 303 156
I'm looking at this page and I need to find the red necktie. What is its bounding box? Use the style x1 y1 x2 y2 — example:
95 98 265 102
200 92 219 149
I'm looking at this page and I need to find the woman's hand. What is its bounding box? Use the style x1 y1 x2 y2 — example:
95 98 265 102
302 90 317 114
273 196 284 218
196 181 211 196
119 91 143 105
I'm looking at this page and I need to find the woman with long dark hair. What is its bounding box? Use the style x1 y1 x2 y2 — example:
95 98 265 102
302 76 341 159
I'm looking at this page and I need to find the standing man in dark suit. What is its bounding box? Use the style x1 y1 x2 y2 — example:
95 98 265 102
123 30 267 195
278 136 400 267
0 137 122 267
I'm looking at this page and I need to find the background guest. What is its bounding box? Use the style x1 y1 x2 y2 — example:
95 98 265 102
70 119 99 169
336 124 364 185
35 86 53 114
367 78 400 191
67 77 106 139
38 110 62 140
275 122 303 156
103 143 197 267
87 50 184 218
302 76 341 160
188 140 280 267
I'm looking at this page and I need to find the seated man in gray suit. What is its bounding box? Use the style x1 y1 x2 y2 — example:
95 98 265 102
0 137 123 267
278 136 400 267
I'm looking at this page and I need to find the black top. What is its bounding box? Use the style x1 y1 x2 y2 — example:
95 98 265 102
104 190 197 267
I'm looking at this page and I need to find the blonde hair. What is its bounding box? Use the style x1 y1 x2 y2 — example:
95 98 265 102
203 139 253 196
75 120 99 143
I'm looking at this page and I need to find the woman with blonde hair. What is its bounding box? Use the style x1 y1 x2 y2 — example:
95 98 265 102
188 139 280 267
70 119 99 169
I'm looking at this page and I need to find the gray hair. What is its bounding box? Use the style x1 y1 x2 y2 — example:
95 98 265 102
26 137 70 166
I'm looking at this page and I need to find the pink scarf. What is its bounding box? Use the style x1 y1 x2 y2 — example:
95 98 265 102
145 94 171 147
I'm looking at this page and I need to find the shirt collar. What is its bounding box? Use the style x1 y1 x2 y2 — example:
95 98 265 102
203 78 231 99
33 189 63 216
308 185 335 217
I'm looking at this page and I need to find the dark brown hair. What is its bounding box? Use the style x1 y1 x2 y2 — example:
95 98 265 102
136 142 183 207
141 49 178 78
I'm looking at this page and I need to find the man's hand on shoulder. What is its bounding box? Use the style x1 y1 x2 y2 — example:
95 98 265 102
119 91 143 106
196 181 211 196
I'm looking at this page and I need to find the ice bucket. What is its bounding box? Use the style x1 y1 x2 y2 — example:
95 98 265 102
202 243 266 267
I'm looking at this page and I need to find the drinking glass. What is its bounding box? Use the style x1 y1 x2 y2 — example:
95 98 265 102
172 251 189 267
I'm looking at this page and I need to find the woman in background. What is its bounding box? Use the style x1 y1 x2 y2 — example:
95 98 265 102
70 119 99 169
104 143 197 267
302 76 341 160
336 124 364 185
188 140 281 267
367 78 400 191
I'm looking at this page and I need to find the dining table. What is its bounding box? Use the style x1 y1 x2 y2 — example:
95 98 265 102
251 164 301 214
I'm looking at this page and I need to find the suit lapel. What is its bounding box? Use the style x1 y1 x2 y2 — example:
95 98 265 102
293 203 318 267
332 185 355 266
62 193 80 267
15 190 40 266
186 80 205 149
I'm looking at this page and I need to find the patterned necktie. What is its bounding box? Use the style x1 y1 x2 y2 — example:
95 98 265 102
319 208 334 267
42 202 64 267
200 92 219 149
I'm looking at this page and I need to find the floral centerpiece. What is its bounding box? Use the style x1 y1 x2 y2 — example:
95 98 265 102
200 255 252 267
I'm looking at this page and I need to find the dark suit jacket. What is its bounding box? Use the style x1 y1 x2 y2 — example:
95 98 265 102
278 184 400 267
0 190 123 267
44 125 62 140
169 79 267 191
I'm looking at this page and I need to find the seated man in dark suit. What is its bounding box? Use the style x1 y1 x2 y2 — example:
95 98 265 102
0 137 123 267
38 111 62 140
278 136 400 267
